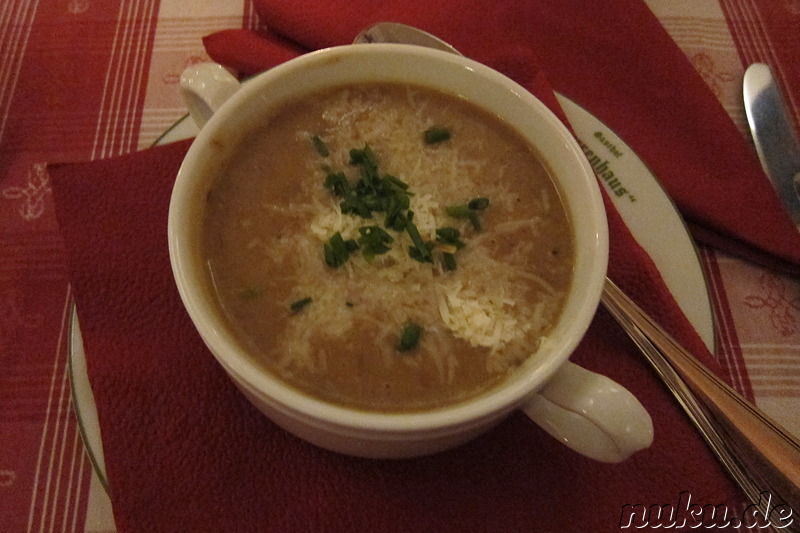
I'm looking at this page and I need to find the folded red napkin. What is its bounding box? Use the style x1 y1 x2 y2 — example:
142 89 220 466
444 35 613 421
203 0 800 275
51 137 743 533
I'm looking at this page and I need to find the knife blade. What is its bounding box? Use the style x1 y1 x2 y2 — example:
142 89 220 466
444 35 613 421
743 63 800 225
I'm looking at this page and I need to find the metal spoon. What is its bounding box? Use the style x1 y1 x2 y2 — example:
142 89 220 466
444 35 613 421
355 22 800 515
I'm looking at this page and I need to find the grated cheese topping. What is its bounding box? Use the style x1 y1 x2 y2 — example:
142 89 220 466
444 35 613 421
283 86 568 377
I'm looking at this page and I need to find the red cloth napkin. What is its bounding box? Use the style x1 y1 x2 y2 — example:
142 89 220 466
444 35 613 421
51 138 743 533
204 0 800 275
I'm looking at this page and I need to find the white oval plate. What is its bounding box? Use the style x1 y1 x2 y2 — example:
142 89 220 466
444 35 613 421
69 96 715 487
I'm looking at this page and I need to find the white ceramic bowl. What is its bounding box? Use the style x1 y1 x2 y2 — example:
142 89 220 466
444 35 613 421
170 44 652 460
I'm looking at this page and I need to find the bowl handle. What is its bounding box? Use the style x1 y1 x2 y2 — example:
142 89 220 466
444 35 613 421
522 361 653 462
179 62 241 128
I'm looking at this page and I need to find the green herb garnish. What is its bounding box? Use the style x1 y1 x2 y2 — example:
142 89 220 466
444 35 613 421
350 144 380 174
326 144 414 222
436 227 464 271
404 212 433 263
383 174 410 192
446 197 490 231
357 225 394 262
324 171 350 196
384 193 410 232
339 193 373 218
324 232 356 268
290 297 312 313
442 252 457 271
320 142 487 271
423 126 451 144
435 227 465 249
409 242 435 263
398 322 423 351
311 135 330 157
468 197 490 210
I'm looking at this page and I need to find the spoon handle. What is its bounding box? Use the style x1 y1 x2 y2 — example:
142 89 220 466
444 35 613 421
602 278 800 509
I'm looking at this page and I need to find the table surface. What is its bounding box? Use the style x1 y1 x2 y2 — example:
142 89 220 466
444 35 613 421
2 1 799 531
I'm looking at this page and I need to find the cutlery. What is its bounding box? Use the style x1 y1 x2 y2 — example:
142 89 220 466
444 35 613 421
744 63 800 225
355 22 800 514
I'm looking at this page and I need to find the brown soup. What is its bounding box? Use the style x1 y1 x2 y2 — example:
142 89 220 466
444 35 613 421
202 83 574 412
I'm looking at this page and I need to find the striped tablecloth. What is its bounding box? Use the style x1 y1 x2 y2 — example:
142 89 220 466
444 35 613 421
1 0 798 531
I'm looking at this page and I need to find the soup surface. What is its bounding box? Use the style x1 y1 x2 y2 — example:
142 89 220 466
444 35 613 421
203 83 574 411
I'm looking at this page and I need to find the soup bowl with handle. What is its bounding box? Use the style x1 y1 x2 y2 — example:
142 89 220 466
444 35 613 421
170 44 653 461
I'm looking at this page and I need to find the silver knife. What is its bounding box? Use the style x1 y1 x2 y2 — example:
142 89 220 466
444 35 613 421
743 63 800 225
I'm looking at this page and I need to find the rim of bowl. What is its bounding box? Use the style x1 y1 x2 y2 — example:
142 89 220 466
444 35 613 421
168 44 608 436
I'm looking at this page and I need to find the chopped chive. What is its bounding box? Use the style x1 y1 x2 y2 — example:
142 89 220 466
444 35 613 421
325 144 417 228
311 135 329 157
468 213 482 231
398 322 423 351
340 195 373 218
384 195 410 231
404 213 433 263
322 143 483 267
324 232 352 268
442 252 457 271
468 197 490 210
423 126 451 144
445 204 471 218
290 297 312 313
357 225 394 261
383 174 410 191
324 171 350 196
446 197 490 231
409 242 435 263
435 227 465 249
349 144 380 184
446 197 490 217
349 144 379 167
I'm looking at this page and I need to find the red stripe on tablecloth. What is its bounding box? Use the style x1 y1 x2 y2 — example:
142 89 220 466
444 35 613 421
0 232 69 421
0 0 40 146
0 1 152 163
719 0 768 62
91 0 160 159
24 286 91 533
244 0 260 29
699 246 756 402
0 225 87 532
719 0 800 133
151 16 248 48
744 347 800 399
0 233 67 275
